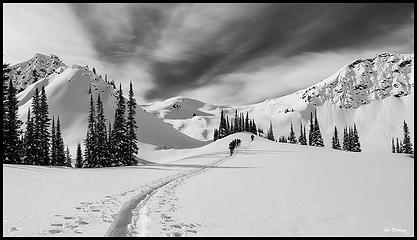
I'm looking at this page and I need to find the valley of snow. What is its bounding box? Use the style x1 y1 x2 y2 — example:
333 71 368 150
3 133 413 236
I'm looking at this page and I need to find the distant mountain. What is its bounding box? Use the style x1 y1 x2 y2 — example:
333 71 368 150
144 53 414 152
12 56 207 156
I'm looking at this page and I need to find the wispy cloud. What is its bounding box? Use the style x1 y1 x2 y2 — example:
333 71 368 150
4 3 414 104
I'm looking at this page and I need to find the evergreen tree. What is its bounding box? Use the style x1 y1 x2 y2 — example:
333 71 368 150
234 110 239 133
4 76 22 163
308 112 314 146
313 110 324 147
298 123 304 145
332 126 341 150
402 120 413 154
399 140 403 153
226 115 230 135
347 127 352 151
38 86 51 165
392 137 396 153
126 81 139 166
65 145 72 167
84 94 96 168
352 124 361 152
2 64 11 163
396 137 400 153
75 143 83 168
252 119 257 134
218 110 227 138
245 112 249 132
342 127 348 151
240 113 245 132
213 128 219 141
112 84 129 166
288 122 297 144
107 121 114 161
267 120 275 141
31 88 41 164
55 117 65 166
95 94 108 167
303 125 307 145
50 116 57 166
24 108 36 165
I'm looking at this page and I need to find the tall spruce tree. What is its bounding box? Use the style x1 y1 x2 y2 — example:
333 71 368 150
213 129 219 141
352 124 361 152
298 123 304 145
332 126 341 150
399 140 404 153
313 110 324 147
245 112 249 132
24 108 36 165
126 81 139 165
303 125 307 145
392 137 396 153
218 110 227 138
107 121 114 161
84 94 96 168
402 120 413 154
308 112 314 146
234 110 239 133
31 88 41 164
38 86 51 165
288 122 297 144
396 137 400 153
2 63 11 162
343 127 348 151
55 117 65 166
267 120 275 141
112 84 129 166
226 115 230 135
75 143 83 168
95 94 108 167
65 145 72 167
4 77 22 163
50 116 57 166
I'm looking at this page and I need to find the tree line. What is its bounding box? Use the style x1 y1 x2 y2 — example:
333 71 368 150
79 82 138 168
213 110 258 141
391 120 413 154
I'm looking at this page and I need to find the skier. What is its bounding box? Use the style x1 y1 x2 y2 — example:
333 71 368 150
229 141 235 156
251 134 255 142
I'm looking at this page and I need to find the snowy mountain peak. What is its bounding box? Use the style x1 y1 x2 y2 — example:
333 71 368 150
301 53 414 109
8 53 67 92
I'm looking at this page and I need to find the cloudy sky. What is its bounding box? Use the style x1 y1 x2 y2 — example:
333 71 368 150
3 3 414 105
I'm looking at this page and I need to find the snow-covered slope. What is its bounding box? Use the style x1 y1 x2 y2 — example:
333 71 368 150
16 62 207 157
144 53 414 152
4 133 413 236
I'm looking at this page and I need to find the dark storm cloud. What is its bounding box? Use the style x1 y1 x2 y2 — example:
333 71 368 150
70 3 178 64
70 3 414 101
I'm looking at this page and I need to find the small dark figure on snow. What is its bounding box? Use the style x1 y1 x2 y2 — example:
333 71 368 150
229 138 242 156
251 134 255 142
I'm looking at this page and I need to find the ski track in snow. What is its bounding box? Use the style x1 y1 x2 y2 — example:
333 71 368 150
109 147 243 237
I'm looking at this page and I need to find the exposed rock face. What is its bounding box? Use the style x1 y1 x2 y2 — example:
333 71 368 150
301 53 414 109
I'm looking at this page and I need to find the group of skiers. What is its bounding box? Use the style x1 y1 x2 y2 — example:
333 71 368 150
229 138 242 156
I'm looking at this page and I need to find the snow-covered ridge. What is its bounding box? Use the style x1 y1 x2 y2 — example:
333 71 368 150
301 53 414 109
13 56 207 155
8 53 67 92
